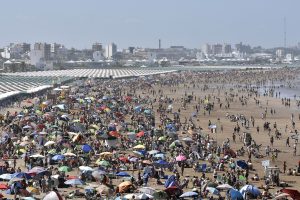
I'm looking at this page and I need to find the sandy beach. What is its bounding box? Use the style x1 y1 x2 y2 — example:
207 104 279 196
0 67 299 200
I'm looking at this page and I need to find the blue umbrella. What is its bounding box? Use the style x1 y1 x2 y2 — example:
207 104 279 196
164 175 175 188
154 160 169 168
116 172 131 177
154 153 165 159
51 154 65 161
134 106 142 113
206 187 220 195
179 191 198 198
82 144 93 153
12 172 32 179
227 189 243 200
240 185 261 198
236 160 248 169
64 179 84 185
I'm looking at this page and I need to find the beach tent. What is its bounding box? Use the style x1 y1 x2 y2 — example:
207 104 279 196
227 189 243 200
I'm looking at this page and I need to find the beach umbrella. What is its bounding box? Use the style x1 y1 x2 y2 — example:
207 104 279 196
164 186 183 197
129 157 139 162
132 151 144 157
12 172 32 179
154 160 169 168
275 193 291 199
154 153 165 159
142 160 152 165
119 157 130 163
28 167 45 174
99 152 113 158
236 160 248 169
82 144 93 153
281 189 300 200
30 154 45 158
116 172 131 177
179 191 198 198
182 137 194 142
58 166 71 172
240 185 261 198
79 166 94 172
152 191 168 199
92 170 106 179
216 183 233 190
0 174 13 180
44 141 55 147
118 181 132 193
64 179 84 186
43 191 63 200
51 154 65 161
158 136 167 141
0 183 9 189
23 125 32 129
97 160 110 167
206 182 218 188
63 152 76 157
26 186 40 195
206 187 220 195
138 187 156 195
227 189 243 200
19 141 30 147
8 177 24 185
176 155 187 162
133 144 145 149
136 131 145 137
139 193 154 199
148 150 159 155
96 185 112 195
124 194 138 199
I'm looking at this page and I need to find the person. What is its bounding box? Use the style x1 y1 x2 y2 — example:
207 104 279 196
283 161 287 174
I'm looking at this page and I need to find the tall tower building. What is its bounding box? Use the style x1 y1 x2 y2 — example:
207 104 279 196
105 43 117 59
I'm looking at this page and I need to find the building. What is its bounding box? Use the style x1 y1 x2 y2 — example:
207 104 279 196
128 47 135 54
202 44 212 55
276 49 285 59
92 43 103 52
34 43 51 60
93 51 103 61
51 43 61 54
211 44 223 55
235 42 252 54
105 43 117 59
223 44 232 54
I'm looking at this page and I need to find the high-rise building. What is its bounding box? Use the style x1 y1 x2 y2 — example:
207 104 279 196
51 43 61 54
105 43 117 59
202 44 212 55
223 44 232 54
211 44 223 55
235 42 251 54
34 42 51 60
92 42 103 52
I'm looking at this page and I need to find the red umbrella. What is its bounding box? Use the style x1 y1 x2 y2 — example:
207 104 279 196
165 186 183 196
281 189 300 200
119 157 130 163
136 131 144 137
109 131 121 138
0 184 8 190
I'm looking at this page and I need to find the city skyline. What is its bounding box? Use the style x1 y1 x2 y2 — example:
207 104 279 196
0 0 299 49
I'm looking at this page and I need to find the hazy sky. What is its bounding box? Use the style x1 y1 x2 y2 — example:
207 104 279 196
0 0 299 49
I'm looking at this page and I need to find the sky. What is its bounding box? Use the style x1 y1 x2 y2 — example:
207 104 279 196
0 0 299 49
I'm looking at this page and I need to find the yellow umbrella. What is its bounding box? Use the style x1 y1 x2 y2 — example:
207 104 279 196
27 186 40 195
133 144 145 149
89 124 100 130
99 152 113 158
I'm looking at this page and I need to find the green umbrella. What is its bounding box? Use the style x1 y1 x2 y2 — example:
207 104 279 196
48 149 56 154
153 191 168 199
239 175 246 181
97 160 110 167
59 166 71 172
